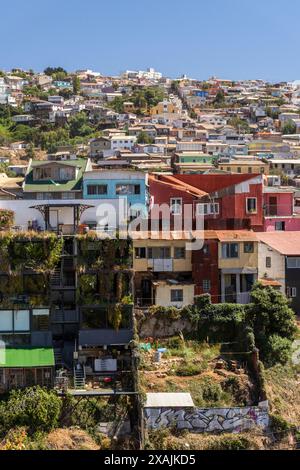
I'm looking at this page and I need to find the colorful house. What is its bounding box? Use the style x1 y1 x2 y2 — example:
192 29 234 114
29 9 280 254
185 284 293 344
149 173 264 231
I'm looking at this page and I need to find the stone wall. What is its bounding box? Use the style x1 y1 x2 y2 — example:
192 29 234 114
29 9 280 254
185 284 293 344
135 308 193 338
144 402 269 433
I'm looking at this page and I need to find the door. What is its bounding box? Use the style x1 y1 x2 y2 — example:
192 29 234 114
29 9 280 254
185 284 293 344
141 279 152 306
49 209 59 230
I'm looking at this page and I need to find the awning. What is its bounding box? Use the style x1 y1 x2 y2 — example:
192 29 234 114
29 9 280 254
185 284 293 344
0 347 55 368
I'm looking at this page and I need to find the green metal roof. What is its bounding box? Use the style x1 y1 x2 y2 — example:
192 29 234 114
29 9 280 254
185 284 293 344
23 158 88 192
0 347 55 368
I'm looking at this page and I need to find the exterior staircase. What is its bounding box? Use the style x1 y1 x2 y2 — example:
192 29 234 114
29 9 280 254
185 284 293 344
54 348 63 367
74 365 86 389
50 267 61 286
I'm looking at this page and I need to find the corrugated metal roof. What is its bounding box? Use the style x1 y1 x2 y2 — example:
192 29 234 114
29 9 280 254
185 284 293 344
145 393 195 408
0 347 54 368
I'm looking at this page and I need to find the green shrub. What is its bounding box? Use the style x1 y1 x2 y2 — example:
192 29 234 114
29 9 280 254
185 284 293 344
175 362 203 377
270 414 291 439
208 435 252 450
201 381 223 403
262 334 292 367
0 386 62 434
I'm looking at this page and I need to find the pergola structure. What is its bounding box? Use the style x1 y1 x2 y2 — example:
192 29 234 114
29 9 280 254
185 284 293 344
30 203 94 233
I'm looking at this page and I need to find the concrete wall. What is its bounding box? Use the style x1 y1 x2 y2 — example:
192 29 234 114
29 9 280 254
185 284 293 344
154 283 195 308
144 402 269 433
258 242 285 292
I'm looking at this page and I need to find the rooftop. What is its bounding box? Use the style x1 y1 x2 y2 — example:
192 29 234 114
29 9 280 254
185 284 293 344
256 231 300 255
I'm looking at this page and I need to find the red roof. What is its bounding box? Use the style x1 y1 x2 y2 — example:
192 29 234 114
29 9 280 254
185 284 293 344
167 174 260 193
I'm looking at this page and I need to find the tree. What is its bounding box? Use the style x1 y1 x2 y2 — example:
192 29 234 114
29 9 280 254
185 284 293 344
69 112 94 138
25 143 36 160
214 90 225 106
0 386 62 433
58 88 73 99
228 117 250 134
0 125 11 145
246 283 297 366
170 80 180 94
282 119 297 135
72 76 81 95
110 96 124 113
44 66 67 77
136 131 154 144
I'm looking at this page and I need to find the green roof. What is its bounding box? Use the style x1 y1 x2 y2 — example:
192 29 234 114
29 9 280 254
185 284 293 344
24 158 87 192
0 347 55 368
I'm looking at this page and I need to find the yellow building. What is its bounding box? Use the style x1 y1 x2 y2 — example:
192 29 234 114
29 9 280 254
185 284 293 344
133 233 194 308
218 160 269 175
150 101 180 115
217 231 258 303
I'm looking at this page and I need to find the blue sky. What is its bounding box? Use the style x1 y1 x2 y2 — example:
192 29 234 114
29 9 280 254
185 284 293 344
1 0 299 81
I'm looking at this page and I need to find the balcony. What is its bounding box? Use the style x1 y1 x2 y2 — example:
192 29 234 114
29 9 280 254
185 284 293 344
147 259 173 272
79 329 133 347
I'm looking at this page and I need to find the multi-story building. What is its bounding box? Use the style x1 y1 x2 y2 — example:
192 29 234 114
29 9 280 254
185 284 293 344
133 232 194 308
149 173 264 231
0 232 135 392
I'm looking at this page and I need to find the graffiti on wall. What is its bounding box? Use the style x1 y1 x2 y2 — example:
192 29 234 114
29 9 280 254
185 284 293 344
144 402 269 433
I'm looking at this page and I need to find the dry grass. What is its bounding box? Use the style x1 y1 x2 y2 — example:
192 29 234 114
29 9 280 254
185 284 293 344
265 362 300 426
45 428 100 450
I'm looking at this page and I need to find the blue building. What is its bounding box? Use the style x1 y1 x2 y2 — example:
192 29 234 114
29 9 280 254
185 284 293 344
82 168 148 228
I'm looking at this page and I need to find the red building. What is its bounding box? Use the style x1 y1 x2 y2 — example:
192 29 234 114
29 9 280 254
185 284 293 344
149 173 264 231
192 231 219 302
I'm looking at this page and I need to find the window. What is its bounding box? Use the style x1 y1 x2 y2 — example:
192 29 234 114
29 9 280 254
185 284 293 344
266 257 271 268
37 192 53 200
116 184 140 195
62 192 75 199
222 243 239 258
135 247 146 259
174 247 185 259
14 310 30 331
248 167 252 174
203 279 211 292
59 167 73 181
237 167 241 173
170 198 182 215
246 198 257 214
0 310 30 332
148 247 170 259
287 257 300 268
171 289 183 302
196 203 219 215
244 242 254 253
287 287 297 298
35 167 52 180
87 184 107 195
275 221 285 231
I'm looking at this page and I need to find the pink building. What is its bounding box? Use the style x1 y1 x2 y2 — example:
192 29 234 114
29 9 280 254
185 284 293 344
263 187 300 231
